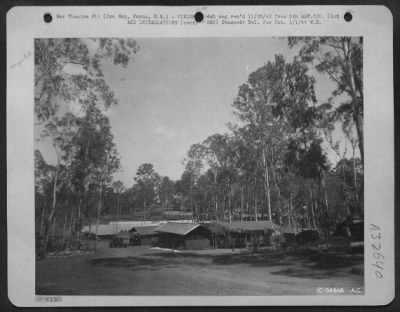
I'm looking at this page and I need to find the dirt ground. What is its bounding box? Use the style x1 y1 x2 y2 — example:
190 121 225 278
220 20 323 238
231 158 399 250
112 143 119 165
36 241 364 296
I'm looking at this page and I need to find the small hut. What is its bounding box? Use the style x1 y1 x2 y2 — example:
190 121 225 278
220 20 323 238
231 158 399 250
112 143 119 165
109 230 130 248
202 222 227 248
129 226 159 245
117 230 130 244
281 225 297 244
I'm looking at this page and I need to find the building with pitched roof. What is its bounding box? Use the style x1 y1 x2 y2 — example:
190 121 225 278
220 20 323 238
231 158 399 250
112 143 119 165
129 225 159 245
155 222 211 250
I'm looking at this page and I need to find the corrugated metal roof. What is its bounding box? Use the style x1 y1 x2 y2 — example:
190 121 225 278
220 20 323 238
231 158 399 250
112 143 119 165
109 220 194 228
110 221 162 227
82 223 154 235
81 224 116 236
155 222 201 236
213 221 280 232
133 226 159 236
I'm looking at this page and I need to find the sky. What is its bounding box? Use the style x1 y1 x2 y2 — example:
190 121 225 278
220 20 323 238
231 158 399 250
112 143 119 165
36 37 349 187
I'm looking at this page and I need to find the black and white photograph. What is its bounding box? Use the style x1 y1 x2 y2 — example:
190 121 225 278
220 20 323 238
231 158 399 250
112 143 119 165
33 36 365 296
6 5 394 306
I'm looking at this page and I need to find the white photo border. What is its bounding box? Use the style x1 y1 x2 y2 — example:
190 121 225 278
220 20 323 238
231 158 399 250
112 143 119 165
7 5 394 306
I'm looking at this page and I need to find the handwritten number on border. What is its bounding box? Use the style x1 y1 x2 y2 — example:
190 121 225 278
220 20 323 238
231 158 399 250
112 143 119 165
370 224 384 279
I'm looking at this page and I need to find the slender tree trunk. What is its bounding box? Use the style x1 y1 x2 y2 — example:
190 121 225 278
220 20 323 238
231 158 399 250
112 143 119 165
353 114 364 167
246 186 250 221
324 184 330 249
214 172 218 221
70 205 75 235
309 184 317 229
314 198 319 229
320 173 329 214
324 186 329 214
39 204 47 236
116 194 120 234
42 106 76 251
271 149 282 225
52 215 57 239
289 196 298 233
222 190 226 221
240 185 244 222
344 38 364 166
43 160 60 251
95 183 103 251
190 177 194 221
254 177 258 221
310 202 316 229
339 162 351 216
76 195 82 245
62 214 67 243
143 191 146 222
320 173 330 247
352 152 359 204
117 194 121 220
214 194 218 221
228 184 232 222
50 162 60 217
288 194 292 227
262 146 272 221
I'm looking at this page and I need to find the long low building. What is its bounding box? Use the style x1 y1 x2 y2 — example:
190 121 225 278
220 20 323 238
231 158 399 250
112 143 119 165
110 220 193 228
80 224 122 238
204 221 280 248
81 220 281 249
81 220 194 238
